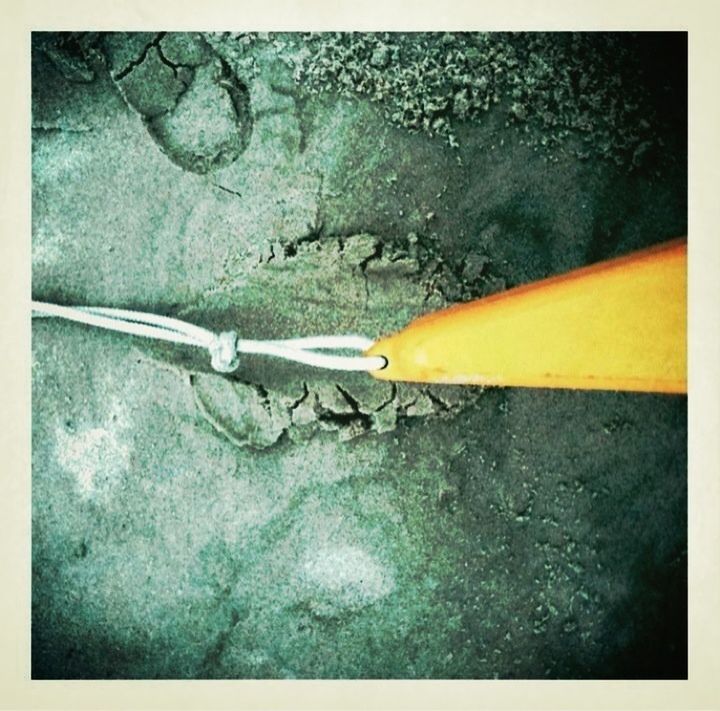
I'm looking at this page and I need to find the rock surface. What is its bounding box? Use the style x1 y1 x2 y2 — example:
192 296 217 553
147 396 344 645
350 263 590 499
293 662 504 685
32 32 687 679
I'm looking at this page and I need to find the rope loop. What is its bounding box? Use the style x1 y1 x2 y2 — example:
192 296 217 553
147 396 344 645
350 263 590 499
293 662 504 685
31 301 386 374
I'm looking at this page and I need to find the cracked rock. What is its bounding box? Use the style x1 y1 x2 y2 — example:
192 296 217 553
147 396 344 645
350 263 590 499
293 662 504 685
158 33 211 67
102 32 253 173
147 61 251 173
339 233 380 264
340 380 395 415
290 393 318 428
140 232 477 446
315 384 355 415
404 391 436 418
371 405 398 434
189 368 469 449
193 375 289 450
115 43 189 117
103 32 158 78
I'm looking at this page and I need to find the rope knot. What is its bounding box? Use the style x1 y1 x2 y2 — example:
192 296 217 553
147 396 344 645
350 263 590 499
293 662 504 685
209 330 240 373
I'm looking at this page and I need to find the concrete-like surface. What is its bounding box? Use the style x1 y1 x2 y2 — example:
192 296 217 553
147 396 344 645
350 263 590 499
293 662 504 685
32 32 687 679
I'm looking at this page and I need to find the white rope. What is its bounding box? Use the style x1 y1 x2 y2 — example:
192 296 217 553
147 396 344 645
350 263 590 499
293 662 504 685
31 300 387 374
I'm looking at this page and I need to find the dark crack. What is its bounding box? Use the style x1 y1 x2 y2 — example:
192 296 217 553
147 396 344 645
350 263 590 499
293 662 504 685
355 240 384 302
178 229 483 448
216 58 253 153
283 221 324 258
212 183 243 199
288 382 310 411
374 382 397 412
317 409 371 437
104 33 253 174
113 32 165 81
334 385 364 414
154 41 194 89
315 385 374 438
425 390 451 413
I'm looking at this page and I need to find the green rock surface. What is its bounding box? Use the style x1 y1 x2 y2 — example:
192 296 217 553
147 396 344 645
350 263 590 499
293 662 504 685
32 32 687 679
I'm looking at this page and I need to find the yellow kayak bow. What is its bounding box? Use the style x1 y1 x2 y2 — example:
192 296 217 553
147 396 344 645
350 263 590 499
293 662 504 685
366 239 687 393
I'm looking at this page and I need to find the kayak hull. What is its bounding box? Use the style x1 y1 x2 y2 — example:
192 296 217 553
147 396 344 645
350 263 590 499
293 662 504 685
366 239 687 394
